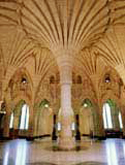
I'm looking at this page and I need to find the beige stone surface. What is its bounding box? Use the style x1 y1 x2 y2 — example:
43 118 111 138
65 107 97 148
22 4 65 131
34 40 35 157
0 0 125 149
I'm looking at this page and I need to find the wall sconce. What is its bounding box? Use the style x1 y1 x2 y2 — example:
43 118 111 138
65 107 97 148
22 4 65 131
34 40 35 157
44 104 49 108
83 103 88 108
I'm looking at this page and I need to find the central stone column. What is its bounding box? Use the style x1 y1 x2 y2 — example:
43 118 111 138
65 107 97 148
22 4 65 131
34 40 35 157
58 57 75 150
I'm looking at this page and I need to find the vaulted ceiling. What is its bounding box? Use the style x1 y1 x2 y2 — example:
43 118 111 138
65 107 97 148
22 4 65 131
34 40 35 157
0 0 125 86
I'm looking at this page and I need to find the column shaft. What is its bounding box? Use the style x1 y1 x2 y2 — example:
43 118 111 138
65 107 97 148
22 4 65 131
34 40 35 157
3 103 11 138
58 65 75 150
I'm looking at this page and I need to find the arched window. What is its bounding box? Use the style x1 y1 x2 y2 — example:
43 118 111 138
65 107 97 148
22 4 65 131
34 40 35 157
82 99 92 108
20 104 29 130
39 99 50 108
118 111 123 129
103 103 113 129
21 77 27 84
50 76 55 84
77 75 82 84
104 74 111 83
20 77 28 91
9 113 14 129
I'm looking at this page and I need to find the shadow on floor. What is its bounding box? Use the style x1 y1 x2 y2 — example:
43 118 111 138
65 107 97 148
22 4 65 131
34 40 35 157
45 145 88 152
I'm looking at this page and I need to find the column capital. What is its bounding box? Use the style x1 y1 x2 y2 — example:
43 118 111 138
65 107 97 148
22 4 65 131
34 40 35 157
59 65 72 85
57 57 73 70
90 74 100 96
51 44 79 58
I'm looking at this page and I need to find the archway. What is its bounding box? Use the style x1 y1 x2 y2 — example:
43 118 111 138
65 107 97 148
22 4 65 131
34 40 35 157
79 99 95 138
102 99 123 137
34 99 53 138
9 100 30 139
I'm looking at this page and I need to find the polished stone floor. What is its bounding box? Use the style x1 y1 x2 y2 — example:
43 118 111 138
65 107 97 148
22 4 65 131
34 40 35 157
0 137 125 165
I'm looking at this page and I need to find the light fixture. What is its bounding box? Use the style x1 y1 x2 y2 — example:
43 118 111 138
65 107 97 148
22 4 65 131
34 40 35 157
44 104 49 108
21 77 27 84
105 76 110 83
83 103 88 108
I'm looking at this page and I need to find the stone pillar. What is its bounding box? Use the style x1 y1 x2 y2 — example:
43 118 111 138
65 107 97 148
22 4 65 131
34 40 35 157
90 74 105 139
95 105 105 139
52 114 57 140
3 102 11 138
98 112 105 139
115 65 125 136
28 105 34 139
112 107 120 130
3 88 11 138
58 64 75 150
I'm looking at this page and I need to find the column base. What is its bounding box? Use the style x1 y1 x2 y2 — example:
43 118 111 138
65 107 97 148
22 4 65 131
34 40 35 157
58 136 75 150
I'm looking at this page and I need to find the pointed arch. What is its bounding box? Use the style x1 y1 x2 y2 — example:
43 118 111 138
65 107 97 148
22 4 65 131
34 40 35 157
13 99 30 131
82 98 93 108
9 67 33 88
79 98 95 136
77 75 82 84
34 98 53 136
7 67 33 104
